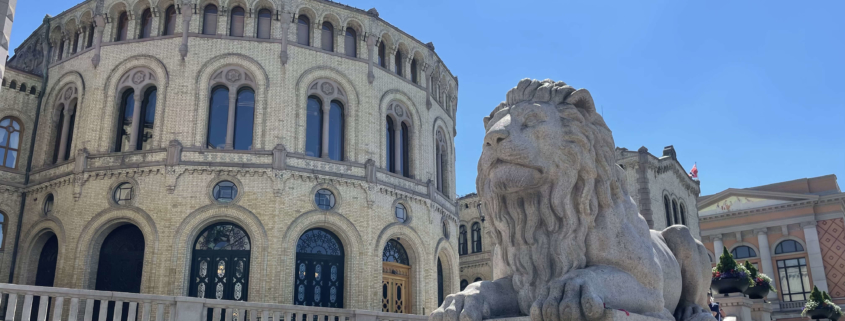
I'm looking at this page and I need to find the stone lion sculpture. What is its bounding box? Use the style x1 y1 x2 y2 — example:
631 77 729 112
432 79 715 321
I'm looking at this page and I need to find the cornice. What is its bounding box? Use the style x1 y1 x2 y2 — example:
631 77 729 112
699 199 817 222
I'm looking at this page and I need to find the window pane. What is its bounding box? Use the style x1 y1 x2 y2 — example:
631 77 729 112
386 117 394 172
0 129 7 147
783 241 796 253
52 113 64 163
141 88 157 150
378 42 385 67
321 22 333 51
207 87 229 149
801 266 810 291
203 5 218 35
411 59 418 84
257 10 271 39
5 151 15 168
117 13 128 41
297 16 310 45
305 96 322 157
8 130 18 149
395 51 402 75
345 30 356 57
164 6 176 35
230 7 244 37
234 89 254 150
64 112 75 160
401 122 409 177
327 101 343 161
117 90 134 152
140 9 152 38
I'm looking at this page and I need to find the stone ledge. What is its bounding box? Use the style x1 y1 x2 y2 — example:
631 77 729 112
488 309 667 321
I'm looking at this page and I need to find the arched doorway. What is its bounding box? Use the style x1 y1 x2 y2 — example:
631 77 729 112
294 228 344 308
382 239 411 314
189 223 251 301
93 224 145 321
31 234 58 320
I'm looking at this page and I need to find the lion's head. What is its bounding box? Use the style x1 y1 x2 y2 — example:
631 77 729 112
477 79 633 314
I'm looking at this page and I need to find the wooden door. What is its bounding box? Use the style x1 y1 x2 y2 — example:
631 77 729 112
382 262 411 314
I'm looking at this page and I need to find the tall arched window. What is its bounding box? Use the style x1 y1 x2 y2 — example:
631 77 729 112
202 4 218 35
206 67 256 150
411 58 418 84
256 9 272 39
229 6 245 37
435 130 448 195
378 41 386 68
295 228 344 308
57 39 65 61
471 222 482 253
386 116 394 172
321 22 334 51
113 68 158 152
116 12 129 41
163 6 177 35
672 199 679 226
115 89 135 152
458 225 467 255
72 31 80 54
305 80 346 161
385 104 412 178
460 279 468 291
52 86 77 164
86 24 95 48
775 240 805 254
679 203 687 226
18 83 25 92
731 246 757 259
663 195 672 226
297 15 310 46
0 117 18 169
190 223 251 301
400 122 409 177
344 28 356 57
394 50 403 76
139 8 152 38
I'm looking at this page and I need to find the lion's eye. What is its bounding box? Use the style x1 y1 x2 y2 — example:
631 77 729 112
522 113 543 128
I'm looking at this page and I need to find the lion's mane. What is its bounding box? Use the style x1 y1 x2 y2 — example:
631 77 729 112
477 79 636 313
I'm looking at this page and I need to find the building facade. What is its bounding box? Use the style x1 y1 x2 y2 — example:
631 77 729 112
0 0 460 316
698 175 845 320
456 145 701 290
0 0 16 85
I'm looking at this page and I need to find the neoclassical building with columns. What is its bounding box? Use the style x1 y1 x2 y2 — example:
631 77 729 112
0 0 460 317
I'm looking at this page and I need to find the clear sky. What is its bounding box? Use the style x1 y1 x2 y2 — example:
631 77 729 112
9 0 845 197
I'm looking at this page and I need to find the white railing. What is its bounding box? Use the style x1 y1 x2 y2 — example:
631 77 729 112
0 283 428 321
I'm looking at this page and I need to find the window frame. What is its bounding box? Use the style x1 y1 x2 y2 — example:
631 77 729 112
471 222 482 253
774 240 805 255
730 245 757 260
0 212 6 250
304 80 348 161
229 6 245 37
202 4 218 35
116 11 129 41
163 5 177 36
0 117 23 169
776 257 811 302
458 225 467 255
139 8 153 39
256 9 272 39
296 15 310 46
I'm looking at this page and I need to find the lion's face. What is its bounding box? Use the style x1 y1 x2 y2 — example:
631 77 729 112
479 101 586 195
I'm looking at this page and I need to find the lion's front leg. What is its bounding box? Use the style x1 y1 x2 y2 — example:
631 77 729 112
430 277 520 321
530 266 673 321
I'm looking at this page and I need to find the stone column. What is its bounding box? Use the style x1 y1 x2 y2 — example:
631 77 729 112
91 15 105 67
754 229 777 299
150 9 161 37
717 293 753 321
320 104 329 157
393 126 401 174
224 89 236 149
366 34 375 84
128 93 144 150
56 106 73 162
312 22 320 48
279 13 289 64
404 57 412 81
802 221 829 292
126 12 138 40
636 146 654 228
713 234 724 258
337 26 346 55
179 0 192 59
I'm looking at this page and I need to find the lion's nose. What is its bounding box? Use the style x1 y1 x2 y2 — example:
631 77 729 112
484 129 509 147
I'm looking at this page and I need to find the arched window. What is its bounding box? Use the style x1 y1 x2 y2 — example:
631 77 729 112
86 24 95 48
295 228 344 308
471 222 482 253
386 104 412 178
775 240 805 255
2 78 5 86
386 116 394 172
0 117 22 169
344 28 356 57
306 80 346 161
378 41 386 68
206 67 256 150
229 6 245 37
458 225 467 255
321 22 333 51
382 239 409 265
115 89 134 152
297 15 310 46
207 86 228 149
460 279 468 291
190 223 251 301
139 8 152 38
57 39 65 60
72 31 80 54
116 12 129 41
163 5 177 36
29 86 36 95
672 199 679 226
679 203 687 225
18 83 25 92
8 80 15 89
435 130 448 195
115 86 157 152
394 50 403 76
400 122 409 177
663 195 672 226
234 88 255 150
731 246 757 259
202 4 218 35
474 277 482 282
52 103 76 164
256 9 272 39
305 96 323 157
327 101 344 160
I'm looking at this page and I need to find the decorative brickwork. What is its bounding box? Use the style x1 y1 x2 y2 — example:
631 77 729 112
818 218 845 297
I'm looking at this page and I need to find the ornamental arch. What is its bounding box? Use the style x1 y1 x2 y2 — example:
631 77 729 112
374 223 427 314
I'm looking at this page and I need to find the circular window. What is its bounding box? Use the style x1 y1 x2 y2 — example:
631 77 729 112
113 183 134 205
442 221 449 239
212 181 238 203
395 204 407 223
43 194 54 215
315 189 336 210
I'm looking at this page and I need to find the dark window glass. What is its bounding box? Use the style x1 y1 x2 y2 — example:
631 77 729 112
163 6 177 35
386 117 394 172
113 183 133 205
140 88 157 150
436 144 442 193
437 258 444 306
730 246 757 259
344 29 356 57
116 12 129 41
57 40 65 61
86 25 95 48
18 83 25 92
775 240 805 254
327 101 344 161
394 204 406 223
194 223 250 250
400 122 409 177
472 222 482 253
63 109 75 161
382 239 409 265
680 204 687 225
203 4 218 35
305 96 322 157
72 32 79 54
664 195 672 226
234 88 254 150
458 225 467 255
115 90 135 152
0 117 21 168
378 42 386 68
777 258 810 301
212 181 238 203
139 9 152 38
257 9 271 39
43 194 54 215
394 51 402 75
321 22 333 51
30 86 36 95
474 277 482 282
315 189 335 210
297 16 310 46
52 108 64 164
672 200 679 225
230 7 245 37
207 86 229 149
460 280 468 291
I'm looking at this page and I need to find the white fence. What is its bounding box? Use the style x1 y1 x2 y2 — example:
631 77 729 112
0 283 428 321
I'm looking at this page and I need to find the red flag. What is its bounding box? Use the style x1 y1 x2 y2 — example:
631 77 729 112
689 163 698 179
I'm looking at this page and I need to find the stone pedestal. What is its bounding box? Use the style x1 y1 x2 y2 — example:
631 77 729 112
750 300 774 321
717 293 754 321
490 308 669 321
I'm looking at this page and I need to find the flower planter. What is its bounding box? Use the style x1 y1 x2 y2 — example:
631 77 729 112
711 277 749 294
806 306 835 320
744 284 770 299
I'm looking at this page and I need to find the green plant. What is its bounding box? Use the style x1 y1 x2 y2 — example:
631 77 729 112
745 260 776 292
803 286 833 317
715 247 738 272
711 248 753 286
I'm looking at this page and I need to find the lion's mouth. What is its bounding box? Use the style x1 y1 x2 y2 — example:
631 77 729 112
486 159 545 193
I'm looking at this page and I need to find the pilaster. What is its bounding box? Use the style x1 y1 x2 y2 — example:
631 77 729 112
802 221 829 292
754 228 777 299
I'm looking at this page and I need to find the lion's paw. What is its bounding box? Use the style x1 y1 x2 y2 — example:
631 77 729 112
530 271 605 321
430 282 492 321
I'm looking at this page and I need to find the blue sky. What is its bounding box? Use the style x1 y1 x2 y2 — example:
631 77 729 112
9 0 845 197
